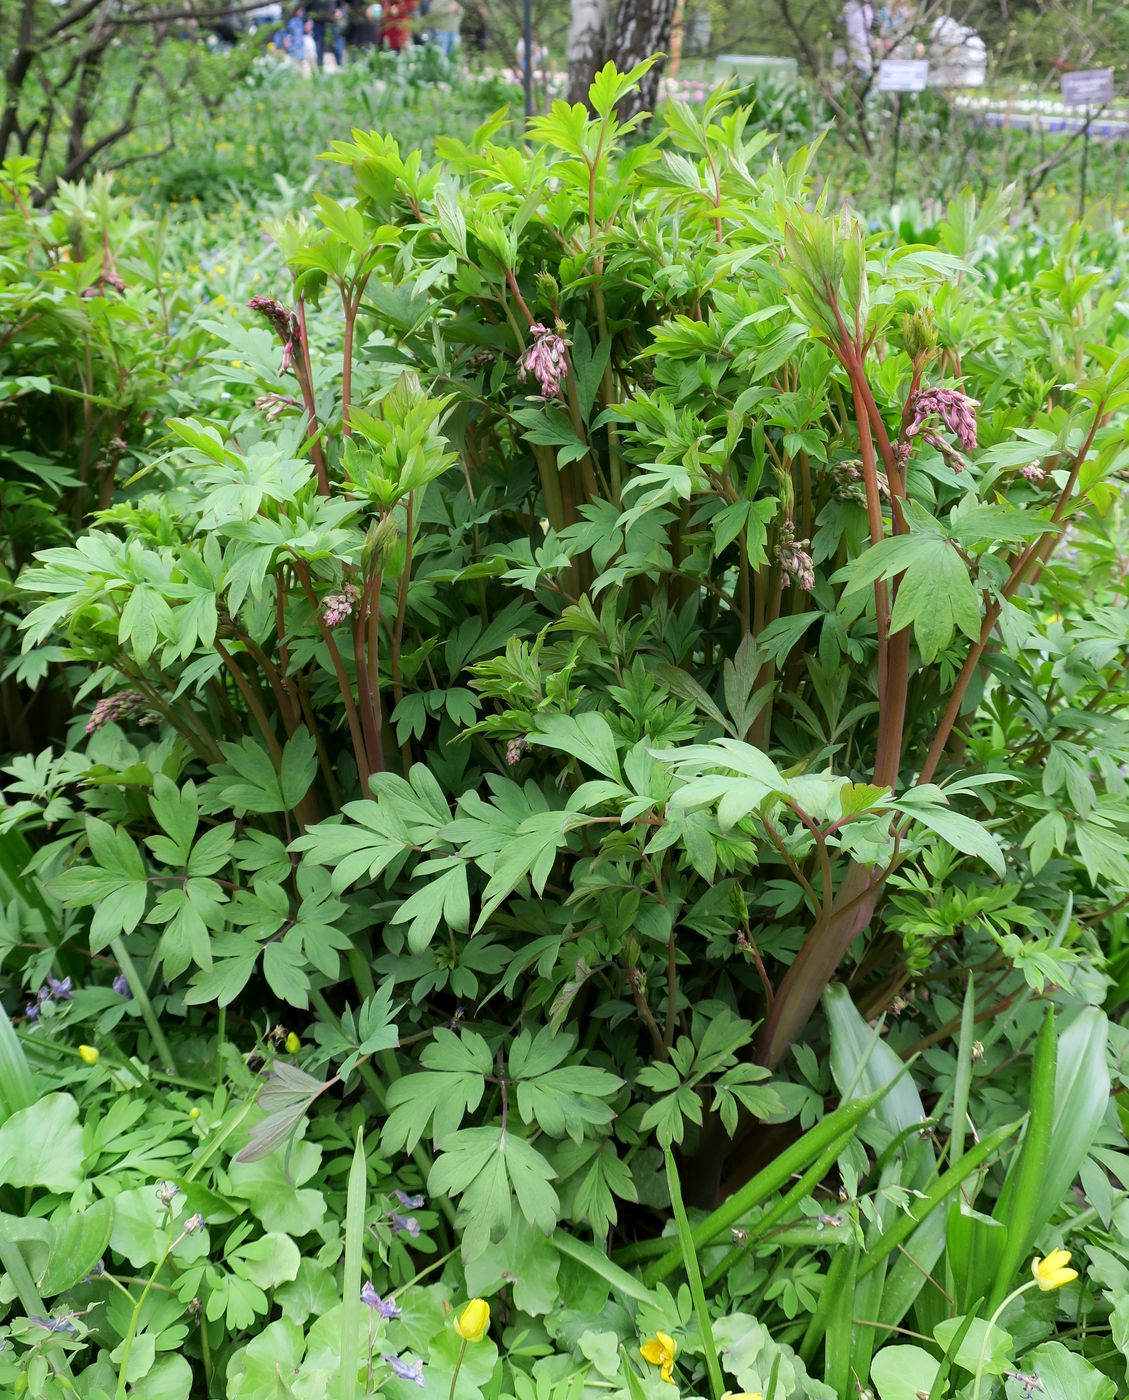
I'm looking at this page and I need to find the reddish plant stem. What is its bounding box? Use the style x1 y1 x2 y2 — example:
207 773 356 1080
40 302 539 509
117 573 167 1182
389 495 413 708
213 639 283 764
358 566 386 776
294 296 330 495
293 561 371 784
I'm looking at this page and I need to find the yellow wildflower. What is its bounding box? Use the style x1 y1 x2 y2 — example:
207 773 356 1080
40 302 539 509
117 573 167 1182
1031 1249 1078 1291
78 1045 100 1066
722 1393 763 1400
285 1031 300 1054
640 1331 677 1384
214 295 226 307
454 1297 490 1343
189 1107 201 1120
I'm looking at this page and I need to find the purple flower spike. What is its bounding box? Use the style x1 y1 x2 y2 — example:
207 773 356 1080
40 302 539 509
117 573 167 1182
85 689 145 734
394 1191 425 1210
26 1003 39 1020
47 976 74 1001
383 1355 425 1387
776 522 815 592
391 1214 421 1238
517 323 570 400
322 583 360 628
905 386 979 471
113 973 130 997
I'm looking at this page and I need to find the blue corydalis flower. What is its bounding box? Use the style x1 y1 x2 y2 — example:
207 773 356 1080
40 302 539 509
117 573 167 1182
383 1354 425 1387
361 1282 401 1318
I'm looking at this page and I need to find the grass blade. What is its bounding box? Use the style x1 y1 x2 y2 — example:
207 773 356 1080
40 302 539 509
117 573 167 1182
339 1124 367 1400
0 1000 39 1123
645 1081 897 1284
858 1119 1021 1281
988 1007 1056 1308
665 1148 725 1400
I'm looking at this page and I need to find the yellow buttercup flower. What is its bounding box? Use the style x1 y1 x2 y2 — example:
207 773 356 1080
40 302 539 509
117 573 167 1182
78 1045 100 1066
454 1297 490 1343
1031 1249 1078 1291
640 1331 677 1384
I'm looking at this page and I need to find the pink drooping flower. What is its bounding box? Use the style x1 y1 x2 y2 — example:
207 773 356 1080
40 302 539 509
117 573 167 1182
905 386 979 471
517 323 569 400
777 521 815 591
247 295 301 376
505 736 528 767
1021 464 1046 483
321 583 360 628
85 690 145 734
255 393 300 422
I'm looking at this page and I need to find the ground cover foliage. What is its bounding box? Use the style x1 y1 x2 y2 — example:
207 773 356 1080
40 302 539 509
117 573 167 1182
3 57 1129 1400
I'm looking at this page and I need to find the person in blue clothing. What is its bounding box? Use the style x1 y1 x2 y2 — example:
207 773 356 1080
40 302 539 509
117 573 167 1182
308 0 346 66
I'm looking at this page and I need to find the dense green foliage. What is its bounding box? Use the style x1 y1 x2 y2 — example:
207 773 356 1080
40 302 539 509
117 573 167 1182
3 55 1129 1400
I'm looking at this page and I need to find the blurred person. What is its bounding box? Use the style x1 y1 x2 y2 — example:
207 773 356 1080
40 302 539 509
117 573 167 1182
309 0 346 66
382 0 416 51
843 0 875 73
345 0 380 49
515 32 547 79
429 0 461 57
249 2 283 33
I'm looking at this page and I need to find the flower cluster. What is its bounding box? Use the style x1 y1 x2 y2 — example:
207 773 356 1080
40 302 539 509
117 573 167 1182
255 392 300 422
85 689 145 734
830 458 890 504
1021 463 1047 483
26 975 75 1020
905 386 979 470
777 521 815 591
517 323 569 400
505 736 528 767
322 583 360 627
247 295 302 375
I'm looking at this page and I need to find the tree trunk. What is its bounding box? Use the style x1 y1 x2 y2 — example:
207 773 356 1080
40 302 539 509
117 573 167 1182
567 0 611 105
609 0 678 119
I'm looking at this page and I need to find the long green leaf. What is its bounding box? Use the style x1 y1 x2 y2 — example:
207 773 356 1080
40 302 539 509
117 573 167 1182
1037 1008 1109 1236
703 1126 857 1290
857 1119 1021 1281
948 973 977 1170
665 1149 724 1400
988 1007 1056 1308
339 1126 367 1400
0 1002 39 1124
645 1081 896 1284
555 1232 661 1307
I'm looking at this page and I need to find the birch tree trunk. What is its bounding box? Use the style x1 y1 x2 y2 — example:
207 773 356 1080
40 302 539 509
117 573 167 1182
567 0 678 117
567 0 611 105
611 0 678 119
